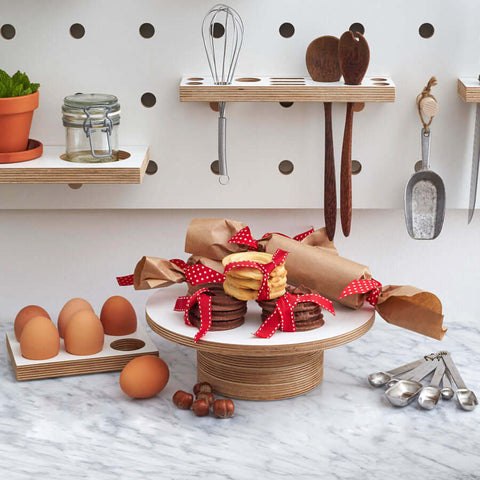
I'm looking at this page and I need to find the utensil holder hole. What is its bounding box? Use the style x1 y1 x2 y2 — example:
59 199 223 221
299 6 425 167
279 160 294 175
279 22 295 38
374 82 389 85
186 82 203 85
139 23 155 38
110 338 145 351
352 160 362 175
419 23 434 38
371 77 387 81
141 92 156 108
1 24 15 40
236 77 261 82
70 23 85 39
188 77 204 81
349 23 365 35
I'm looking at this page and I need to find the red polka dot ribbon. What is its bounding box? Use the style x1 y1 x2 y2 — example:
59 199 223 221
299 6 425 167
223 249 289 301
254 292 335 339
116 274 134 286
229 226 315 250
339 279 383 306
174 288 212 343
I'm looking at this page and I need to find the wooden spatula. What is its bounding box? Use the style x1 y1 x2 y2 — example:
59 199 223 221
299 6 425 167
306 36 341 240
338 31 370 236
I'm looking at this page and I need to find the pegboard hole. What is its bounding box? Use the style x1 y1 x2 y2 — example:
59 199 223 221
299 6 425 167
280 102 294 108
415 160 423 172
210 160 220 175
110 338 145 351
419 23 434 38
349 23 365 35
352 160 362 175
146 160 158 175
141 92 156 108
1 24 16 40
371 78 387 82
139 23 155 38
70 23 85 39
279 22 295 38
68 184 83 190
279 160 294 175
374 82 389 86
187 82 203 85
236 77 261 82
211 22 225 38
188 77 204 81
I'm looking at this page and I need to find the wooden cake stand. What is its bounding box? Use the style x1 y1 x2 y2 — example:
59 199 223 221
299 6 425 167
146 286 375 401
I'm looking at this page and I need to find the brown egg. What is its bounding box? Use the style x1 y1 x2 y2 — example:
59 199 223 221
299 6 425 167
100 296 137 336
120 356 169 399
64 310 104 356
20 316 60 360
14 305 51 341
57 298 94 338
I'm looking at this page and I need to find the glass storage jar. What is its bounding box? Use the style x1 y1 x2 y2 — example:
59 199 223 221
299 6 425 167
62 93 120 163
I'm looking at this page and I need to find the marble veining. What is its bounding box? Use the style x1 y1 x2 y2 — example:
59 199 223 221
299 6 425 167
1 318 479 480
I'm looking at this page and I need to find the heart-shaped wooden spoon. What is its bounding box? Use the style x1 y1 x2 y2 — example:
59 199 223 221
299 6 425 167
306 36 341 240
338 31 370 236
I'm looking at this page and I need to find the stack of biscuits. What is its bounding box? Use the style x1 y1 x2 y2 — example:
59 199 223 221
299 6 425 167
257 285 325 331
222 252 287 301
187 283 247 331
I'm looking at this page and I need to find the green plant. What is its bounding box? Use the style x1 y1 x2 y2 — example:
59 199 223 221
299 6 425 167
0 70 40 98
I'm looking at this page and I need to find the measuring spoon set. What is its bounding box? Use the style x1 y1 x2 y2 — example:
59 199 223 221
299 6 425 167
368 352 477 411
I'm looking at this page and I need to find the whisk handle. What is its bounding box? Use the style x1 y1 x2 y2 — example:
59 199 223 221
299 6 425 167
218 115 228 182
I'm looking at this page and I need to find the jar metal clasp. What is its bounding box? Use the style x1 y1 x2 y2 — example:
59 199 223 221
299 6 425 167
82 105 113 158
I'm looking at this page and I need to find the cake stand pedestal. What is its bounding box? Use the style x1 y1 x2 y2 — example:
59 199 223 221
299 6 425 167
146 286 374 401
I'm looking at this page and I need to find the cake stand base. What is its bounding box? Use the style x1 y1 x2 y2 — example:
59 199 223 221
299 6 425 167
197 350 324 400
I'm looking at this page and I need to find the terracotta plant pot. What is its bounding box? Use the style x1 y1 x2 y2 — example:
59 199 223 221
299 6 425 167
0 90 39 153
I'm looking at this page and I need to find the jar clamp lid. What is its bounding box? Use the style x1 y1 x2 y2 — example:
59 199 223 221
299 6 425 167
62 93 120 159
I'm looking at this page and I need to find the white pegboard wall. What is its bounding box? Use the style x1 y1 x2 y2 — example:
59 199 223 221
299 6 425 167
0 0 478 209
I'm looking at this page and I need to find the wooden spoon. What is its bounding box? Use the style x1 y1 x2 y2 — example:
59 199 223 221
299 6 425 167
338 31 370 236
306 36 341 241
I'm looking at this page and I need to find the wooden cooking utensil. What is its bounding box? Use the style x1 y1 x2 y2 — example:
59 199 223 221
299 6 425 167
338 31 370 236
306 36 341 240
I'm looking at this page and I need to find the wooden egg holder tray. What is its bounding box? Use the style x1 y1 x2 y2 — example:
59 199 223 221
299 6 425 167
6 324 158 381
146 286 375 401
179 75 396 102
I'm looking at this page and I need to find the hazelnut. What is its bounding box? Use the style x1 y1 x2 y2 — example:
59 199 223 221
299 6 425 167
191 398 210 417
172 390 194 410
193 381 212 395
196 392 215 406
213 399 235 419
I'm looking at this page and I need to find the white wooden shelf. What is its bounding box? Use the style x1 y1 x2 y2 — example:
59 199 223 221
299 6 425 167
0 145 149 184
180 75 396 103
458 77 480 103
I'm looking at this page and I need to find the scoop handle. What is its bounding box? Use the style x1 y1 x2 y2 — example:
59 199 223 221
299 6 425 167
340 102 354 236
421 128 431 170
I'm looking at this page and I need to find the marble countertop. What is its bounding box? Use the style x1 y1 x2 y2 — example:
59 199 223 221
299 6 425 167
1 318 479 480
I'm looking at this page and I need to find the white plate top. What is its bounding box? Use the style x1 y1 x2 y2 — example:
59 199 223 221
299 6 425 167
145 285 375 348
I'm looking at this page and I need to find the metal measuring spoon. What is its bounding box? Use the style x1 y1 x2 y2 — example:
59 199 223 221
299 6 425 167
441 367 454 401
383 354 438 388
442 352 478 411
368 357 427 387
418 360 445 410
385 358 440 407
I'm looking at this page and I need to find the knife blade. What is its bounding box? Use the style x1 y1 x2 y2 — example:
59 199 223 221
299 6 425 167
468 103 480 223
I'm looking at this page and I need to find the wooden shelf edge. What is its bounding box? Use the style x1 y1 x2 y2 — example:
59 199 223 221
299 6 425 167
0 146 149 185
179 75 396 103
458 78 480 103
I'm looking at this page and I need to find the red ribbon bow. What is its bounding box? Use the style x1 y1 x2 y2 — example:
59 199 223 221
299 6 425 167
229 226 315 250
254 292 335 339
174 288 212 343
170 259 226 285
223 249 289 301
339 278 382 306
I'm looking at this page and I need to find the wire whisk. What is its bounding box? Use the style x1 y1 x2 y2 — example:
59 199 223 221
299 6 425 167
202 4 244 184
